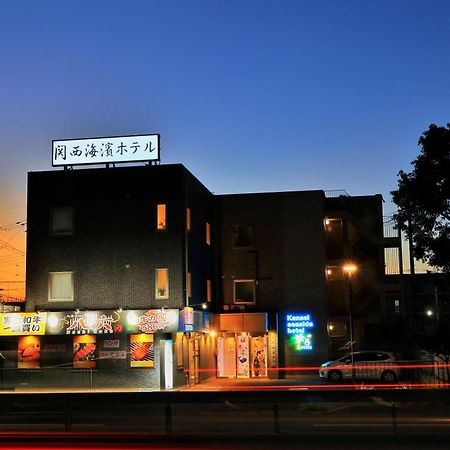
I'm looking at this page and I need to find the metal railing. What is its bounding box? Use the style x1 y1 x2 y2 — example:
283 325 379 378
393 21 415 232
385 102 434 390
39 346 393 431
0 367 93 391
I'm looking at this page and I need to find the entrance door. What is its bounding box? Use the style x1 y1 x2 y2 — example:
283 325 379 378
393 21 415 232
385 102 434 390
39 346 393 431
188 336 200 385
160 339 173 390
217 336 237 378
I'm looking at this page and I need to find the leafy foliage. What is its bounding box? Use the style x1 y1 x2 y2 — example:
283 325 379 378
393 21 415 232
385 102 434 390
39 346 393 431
392 124 450 272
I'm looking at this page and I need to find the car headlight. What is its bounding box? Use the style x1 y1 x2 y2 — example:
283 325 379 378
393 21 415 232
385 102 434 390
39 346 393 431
320 361 332 368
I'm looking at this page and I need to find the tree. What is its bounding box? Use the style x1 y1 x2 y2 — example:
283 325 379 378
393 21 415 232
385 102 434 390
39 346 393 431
392 123 450 272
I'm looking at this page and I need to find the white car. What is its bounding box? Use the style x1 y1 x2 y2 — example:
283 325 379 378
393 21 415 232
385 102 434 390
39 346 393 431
319 351 400 383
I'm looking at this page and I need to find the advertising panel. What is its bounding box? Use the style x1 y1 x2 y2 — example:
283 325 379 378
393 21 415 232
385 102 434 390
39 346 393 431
52 134 160 166
46 310 123 335
18 336 41 369
236 336 250 378
251 336 267 377
126 309 178 334
73 335 97 368
130 334 154 368
0 312 47 336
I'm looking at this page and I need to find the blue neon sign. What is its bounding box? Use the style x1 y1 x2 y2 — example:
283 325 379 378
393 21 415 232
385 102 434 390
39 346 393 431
285 313 314 351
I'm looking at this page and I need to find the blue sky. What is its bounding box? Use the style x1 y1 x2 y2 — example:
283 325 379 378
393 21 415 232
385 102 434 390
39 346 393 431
1 0 449 213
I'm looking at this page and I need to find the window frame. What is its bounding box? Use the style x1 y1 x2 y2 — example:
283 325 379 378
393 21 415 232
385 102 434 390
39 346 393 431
206 279 212 303
48 271 74 302
155 268 169 299
233 279 256 304
206 222 211 246
49 206 74 236
156 204 167 231
232 225 255 249
186 208 191 232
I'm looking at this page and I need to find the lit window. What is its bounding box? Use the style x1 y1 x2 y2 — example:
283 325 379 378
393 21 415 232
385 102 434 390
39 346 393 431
186 208 191 232
206 222 211 245
50 207 74 235
48 272 74 302
155 268 169 299
234 280 255 304
187 272 192 299
206 279 212 303
233 225 254 248
157 204 167 230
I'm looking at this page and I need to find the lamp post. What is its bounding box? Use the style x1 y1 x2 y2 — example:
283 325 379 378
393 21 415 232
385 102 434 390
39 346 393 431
343 263 358 384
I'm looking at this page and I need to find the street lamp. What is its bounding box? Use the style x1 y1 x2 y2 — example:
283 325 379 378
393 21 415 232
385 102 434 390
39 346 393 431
343 263 358 383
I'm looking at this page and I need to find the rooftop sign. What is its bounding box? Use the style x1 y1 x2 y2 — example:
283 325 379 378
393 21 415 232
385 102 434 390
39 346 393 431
52 134 160 167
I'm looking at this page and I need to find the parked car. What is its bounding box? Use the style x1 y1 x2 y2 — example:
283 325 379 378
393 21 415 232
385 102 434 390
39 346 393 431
319 351 400 383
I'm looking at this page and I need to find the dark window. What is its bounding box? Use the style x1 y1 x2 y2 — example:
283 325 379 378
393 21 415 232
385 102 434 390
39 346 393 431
234 280 255 304
233 225 254 248
50 207 74 235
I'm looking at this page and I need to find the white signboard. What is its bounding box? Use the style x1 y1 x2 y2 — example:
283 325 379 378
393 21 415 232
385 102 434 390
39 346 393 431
52 134 160 166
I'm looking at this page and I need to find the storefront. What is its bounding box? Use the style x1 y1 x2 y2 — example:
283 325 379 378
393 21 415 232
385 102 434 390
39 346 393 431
216 312 278 379
0 308 183 390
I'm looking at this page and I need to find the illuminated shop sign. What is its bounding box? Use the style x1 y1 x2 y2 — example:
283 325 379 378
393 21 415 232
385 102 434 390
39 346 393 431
285 313 314 351
0 312 47 336
46 310 123 335
179 307 195 332
178 308 211 333
52 134 160 167
126 309 179 334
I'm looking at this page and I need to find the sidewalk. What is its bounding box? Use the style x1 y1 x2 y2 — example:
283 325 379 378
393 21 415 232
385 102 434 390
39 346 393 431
182 374 323 391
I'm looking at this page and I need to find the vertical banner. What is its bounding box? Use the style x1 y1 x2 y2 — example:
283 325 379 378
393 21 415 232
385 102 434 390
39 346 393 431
236 335 250 378
73 335 97 368
130 334 154 368
18 336 41 369
251 336 268 377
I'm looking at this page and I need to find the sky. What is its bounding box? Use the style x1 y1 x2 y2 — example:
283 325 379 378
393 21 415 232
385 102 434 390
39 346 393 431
1 0 449 299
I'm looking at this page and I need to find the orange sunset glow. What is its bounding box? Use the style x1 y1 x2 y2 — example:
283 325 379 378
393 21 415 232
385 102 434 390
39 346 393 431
0 207 26 303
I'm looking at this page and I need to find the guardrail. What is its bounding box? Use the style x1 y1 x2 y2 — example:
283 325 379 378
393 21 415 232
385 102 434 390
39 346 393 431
0 367 93 391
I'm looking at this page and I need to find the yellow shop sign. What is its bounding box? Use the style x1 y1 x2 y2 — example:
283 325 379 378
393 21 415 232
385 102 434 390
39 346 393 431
0 312 47 336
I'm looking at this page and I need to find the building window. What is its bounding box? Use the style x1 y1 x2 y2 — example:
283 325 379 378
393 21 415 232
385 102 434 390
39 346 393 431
156 204 167 231
233 225 254 248
233 280 255 304
206 222 211 245
155 269 169 299
186 208 191 232
48 272 74 302
50 207 74 235
206 279 212 303
187 272 192 299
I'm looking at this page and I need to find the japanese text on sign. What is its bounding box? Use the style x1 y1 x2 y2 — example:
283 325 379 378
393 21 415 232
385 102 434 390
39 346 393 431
0 313 47 336
52 134 160 166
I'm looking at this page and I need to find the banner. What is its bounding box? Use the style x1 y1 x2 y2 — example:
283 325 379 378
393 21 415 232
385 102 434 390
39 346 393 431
251 336 267 377
236 336 250 378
